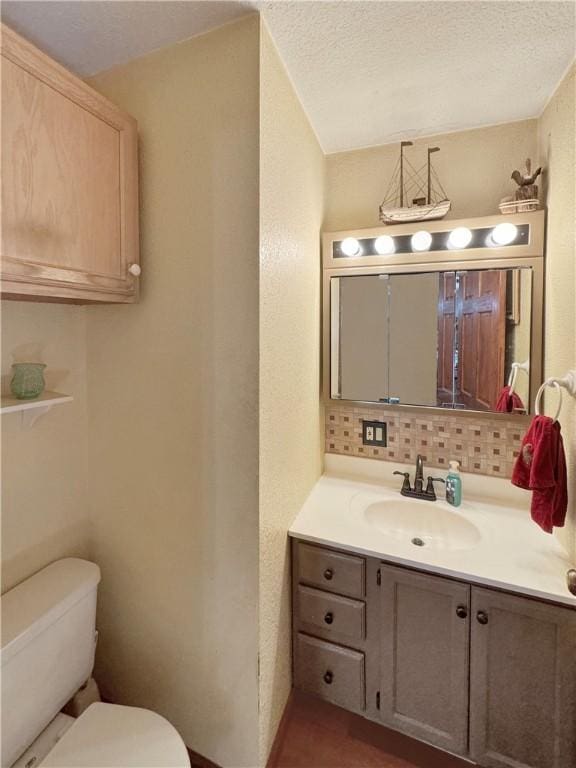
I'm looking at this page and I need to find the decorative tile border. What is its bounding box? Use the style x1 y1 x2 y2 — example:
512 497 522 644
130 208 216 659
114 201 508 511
325 404 527 478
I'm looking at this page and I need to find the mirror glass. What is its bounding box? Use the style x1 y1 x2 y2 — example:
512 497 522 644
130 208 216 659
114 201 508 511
332 267 532 413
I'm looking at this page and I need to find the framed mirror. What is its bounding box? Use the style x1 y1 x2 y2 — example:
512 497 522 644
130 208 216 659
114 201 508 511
323 213 544 417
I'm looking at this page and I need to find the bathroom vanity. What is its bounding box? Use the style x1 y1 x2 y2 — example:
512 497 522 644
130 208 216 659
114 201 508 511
290 458 576 768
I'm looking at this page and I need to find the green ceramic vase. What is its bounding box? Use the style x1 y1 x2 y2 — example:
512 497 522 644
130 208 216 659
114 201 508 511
10 363 46 400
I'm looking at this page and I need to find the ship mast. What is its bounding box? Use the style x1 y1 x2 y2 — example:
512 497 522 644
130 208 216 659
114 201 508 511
427 147 440 204
400 141 413 207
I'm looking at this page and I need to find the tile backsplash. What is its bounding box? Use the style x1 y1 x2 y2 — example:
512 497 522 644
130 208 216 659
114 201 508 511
326 404 528 478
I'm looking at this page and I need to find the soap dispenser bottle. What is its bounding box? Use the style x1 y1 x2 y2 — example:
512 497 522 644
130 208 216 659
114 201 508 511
446 461 462 507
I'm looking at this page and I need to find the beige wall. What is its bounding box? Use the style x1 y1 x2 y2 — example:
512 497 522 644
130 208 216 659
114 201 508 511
1 303 90 592
1 20 323 766
258 21 324 763
538 64 576 559
87 17 261 767
325 119 538 230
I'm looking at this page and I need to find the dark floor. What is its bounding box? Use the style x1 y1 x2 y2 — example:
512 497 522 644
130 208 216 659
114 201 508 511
268 692 475 768
188 747 220 768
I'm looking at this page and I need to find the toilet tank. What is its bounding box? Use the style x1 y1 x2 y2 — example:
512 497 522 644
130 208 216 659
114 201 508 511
1 558 101 767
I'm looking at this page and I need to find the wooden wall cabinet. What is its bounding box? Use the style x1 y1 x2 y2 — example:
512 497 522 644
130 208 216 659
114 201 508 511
1 24 139 303
291 539 576 768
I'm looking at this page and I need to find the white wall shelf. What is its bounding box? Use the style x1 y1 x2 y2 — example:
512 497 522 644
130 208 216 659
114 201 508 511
1 391 73 428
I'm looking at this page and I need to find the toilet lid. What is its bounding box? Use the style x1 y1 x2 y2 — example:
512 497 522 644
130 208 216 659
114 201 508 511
39 703 190 768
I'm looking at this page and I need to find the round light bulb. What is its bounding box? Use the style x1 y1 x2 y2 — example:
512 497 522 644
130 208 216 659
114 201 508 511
374 235 395 255
447 227 472 249
411 230 432 252
341 237 361 256
491 222 518 246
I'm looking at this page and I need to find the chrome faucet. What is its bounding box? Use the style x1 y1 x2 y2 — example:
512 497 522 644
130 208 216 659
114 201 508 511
394 454 445 501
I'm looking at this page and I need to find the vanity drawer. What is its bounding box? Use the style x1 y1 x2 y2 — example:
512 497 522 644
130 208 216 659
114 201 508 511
297 585 365 643
297 543 365 598
294 633 365 711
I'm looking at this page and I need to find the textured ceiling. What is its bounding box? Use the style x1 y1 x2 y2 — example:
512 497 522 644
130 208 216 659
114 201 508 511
261 0 576 152
2 1 575 153
0 1 255 76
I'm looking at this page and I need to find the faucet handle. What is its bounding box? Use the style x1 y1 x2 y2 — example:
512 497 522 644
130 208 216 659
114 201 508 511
394 471 411 493
425 476 445 499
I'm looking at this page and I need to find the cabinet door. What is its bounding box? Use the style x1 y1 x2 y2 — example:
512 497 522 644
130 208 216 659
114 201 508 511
470 588 576 768
379 565 470 755
1 24 139 303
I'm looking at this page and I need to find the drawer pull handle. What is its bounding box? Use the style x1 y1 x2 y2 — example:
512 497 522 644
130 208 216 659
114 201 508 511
324 611 334 625
323 568 334 581
476 610 489 625
323 670 333 685
456 605 468 619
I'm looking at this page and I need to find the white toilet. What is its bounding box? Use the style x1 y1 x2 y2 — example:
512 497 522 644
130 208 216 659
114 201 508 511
1 558 191 768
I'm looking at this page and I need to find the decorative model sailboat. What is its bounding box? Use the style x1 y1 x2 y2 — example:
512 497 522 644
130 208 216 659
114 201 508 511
379 141 451 224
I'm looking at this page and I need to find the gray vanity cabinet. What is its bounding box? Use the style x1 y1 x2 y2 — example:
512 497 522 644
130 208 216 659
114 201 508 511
378 565 470 756
291 539 576 767
469 587 576 768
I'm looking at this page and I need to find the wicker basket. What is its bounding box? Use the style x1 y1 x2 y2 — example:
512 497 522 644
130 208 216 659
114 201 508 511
499 199 540 214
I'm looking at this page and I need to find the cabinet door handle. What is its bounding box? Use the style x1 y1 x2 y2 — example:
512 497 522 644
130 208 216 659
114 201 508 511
323 670 333 684
128 263 141 277
324 611 334 625
456 605 468 619
476 610 489 625
323 568 334 581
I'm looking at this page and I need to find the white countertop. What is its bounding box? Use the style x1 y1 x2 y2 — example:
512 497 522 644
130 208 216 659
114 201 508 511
289 454 576 608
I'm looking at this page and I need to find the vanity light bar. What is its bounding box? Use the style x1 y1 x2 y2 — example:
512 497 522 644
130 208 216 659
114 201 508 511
333 223 530 258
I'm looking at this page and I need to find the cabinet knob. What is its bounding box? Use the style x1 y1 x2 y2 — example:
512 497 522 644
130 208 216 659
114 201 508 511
323 670 333 685
567 569 576 596
476 610 489 625
324 611 334 625
128 263 141 277
323 568 334 581
456 605 468 619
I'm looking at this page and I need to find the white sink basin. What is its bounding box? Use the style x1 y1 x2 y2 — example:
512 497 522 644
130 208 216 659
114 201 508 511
363 498 481 551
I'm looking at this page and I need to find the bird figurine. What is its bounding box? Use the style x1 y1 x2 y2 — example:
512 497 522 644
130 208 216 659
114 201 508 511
511 158 542 202
511 158 542 187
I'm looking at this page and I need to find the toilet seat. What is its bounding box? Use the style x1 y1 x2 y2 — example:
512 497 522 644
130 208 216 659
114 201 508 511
39 703 190 768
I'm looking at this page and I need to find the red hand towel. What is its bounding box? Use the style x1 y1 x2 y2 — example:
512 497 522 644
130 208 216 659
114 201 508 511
511 415 568 533
495 385 525 413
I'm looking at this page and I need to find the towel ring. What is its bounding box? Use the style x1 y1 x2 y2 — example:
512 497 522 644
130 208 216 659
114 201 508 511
507 366 518 393
507 360 529 395
534 380 563 422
